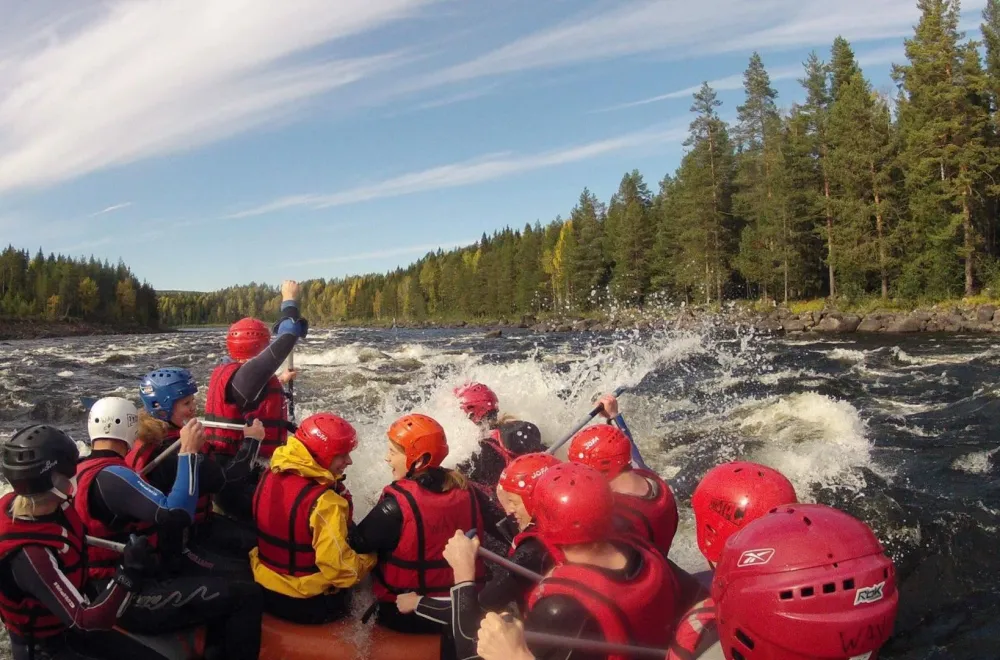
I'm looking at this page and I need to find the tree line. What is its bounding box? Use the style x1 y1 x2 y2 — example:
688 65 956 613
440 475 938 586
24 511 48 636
0 246 159 327
164 2 1000 325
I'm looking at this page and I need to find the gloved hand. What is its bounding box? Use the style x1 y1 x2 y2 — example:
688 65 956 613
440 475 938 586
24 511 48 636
113 534 155 592
273 316 308 339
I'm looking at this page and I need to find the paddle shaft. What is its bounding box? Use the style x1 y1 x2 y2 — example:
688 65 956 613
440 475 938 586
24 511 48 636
523 631 668 659
139 419 247 476
86 535 125 553
547 386 627 454
287 351 295 421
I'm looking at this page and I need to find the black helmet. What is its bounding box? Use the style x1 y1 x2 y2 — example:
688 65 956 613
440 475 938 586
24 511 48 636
2 425 79 495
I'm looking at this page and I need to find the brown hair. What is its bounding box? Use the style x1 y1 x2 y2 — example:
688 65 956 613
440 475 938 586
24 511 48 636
391 440 469 492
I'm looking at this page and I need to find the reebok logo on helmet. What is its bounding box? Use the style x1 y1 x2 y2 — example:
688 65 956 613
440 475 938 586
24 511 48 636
736 548 775 567
853 581 885 606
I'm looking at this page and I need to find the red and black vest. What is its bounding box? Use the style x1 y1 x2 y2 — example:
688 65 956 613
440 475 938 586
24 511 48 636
0 492 86 643
252 470 333 578
126 430 214 527
204 362 288 458
526 540 680 659
372 479 486 602
614 469 679 557
73 455 157 580
666 598 718 660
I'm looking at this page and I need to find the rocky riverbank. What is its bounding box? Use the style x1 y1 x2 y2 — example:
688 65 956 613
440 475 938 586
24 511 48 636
476 303 1000 335
0 318 172 341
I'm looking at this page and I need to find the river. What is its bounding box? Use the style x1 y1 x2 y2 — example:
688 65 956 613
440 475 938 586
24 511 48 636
0 326 996 658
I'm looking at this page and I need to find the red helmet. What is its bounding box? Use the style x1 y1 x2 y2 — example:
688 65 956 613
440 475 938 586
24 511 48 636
296 413 357 470
497 453 561 516
692 461 797 564
531 463 613 546
227 317 270 361
388 414 449 472
454 382 499 423
568 423 631 479
712 504 898 660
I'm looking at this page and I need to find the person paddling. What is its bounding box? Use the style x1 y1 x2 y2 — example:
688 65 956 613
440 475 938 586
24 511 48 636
469 463 683 660
251 413 376 624
668 460 798 658
130 368 264 560
348 414 489 638
0 424 150 660
396 452 562 640
567 394 679 557
203 279 308 521
76 397 264 660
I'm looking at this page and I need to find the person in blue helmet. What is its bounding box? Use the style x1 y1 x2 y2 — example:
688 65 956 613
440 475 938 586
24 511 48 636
130 368 264 561
76 394 264 660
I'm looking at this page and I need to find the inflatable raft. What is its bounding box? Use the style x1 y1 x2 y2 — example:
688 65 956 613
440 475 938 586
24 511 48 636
135 614 441 660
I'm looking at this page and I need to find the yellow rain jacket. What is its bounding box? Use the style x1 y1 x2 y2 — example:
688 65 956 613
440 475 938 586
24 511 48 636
250 437 376 598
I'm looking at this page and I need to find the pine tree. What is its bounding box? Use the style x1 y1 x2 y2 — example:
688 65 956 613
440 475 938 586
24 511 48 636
799 52 837 297
733 53 783 300
568 190 607 310
828 71 899 298
830 36 861 100
608 171 654 305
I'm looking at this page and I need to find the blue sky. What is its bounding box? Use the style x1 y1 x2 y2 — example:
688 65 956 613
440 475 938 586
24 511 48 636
0 0 989 291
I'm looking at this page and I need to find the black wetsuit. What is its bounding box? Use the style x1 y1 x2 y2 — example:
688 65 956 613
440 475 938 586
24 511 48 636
1 541 135 660
83 450 262 660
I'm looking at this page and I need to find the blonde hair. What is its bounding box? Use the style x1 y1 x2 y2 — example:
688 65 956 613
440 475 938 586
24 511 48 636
11 475 72 519
136 409 168 447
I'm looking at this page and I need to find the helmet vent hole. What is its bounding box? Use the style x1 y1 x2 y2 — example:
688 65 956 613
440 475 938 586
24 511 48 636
843 578 855 590
800 586 814 598
884 568 889 579
114 418 120 424
803 516 812 526
779 589 793 600
734 629 754 650
822 582 836 594
733 468 743 473
731 652 745 660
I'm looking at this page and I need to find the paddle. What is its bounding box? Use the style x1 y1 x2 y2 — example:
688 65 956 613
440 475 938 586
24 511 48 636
139 418 250 476
286 350 296 422
522 631 669 659
614 413 650 471
546 385 627 455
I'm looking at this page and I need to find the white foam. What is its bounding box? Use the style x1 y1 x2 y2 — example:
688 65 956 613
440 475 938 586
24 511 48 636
952 448 998 474
56 371 74 378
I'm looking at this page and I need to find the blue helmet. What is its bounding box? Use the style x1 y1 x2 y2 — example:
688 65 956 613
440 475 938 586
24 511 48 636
139 368 198 422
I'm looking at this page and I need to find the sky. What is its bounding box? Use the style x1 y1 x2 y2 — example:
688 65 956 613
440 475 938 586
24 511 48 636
0 0 991 291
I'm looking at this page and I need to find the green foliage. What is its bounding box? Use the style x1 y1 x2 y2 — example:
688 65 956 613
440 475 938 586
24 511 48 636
143 7 1000 324
0 246 158 326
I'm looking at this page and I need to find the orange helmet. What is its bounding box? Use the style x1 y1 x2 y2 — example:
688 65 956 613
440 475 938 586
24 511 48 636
387 414 448 472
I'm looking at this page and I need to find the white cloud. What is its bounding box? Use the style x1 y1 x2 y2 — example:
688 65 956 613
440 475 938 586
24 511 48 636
229 124 688 218
599 44 906 112
412 0 983 91
88 202 132 218
0 0 440 194
288 240 473 267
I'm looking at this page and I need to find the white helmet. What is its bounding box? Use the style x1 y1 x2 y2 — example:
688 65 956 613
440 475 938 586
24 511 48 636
88 397 139 447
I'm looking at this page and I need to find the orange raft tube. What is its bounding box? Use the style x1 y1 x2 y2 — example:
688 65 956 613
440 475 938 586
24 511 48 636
259 614 441 660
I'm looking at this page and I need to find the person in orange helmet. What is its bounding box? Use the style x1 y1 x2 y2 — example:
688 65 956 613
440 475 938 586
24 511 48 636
203 279 308 523
348 414 500 641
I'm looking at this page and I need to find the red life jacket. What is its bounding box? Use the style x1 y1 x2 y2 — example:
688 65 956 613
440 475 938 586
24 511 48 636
252 470 331 578
526 540 680 659
203 362 288 458
510 526 565 565
73 455 157 581
126 430 214 527
0 492 86 643
332 479 354 523
372 479 486 602
666 598 718 660
614 469 679 557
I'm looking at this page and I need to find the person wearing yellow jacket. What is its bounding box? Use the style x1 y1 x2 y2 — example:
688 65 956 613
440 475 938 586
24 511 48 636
250 412 375 624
